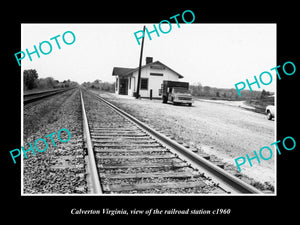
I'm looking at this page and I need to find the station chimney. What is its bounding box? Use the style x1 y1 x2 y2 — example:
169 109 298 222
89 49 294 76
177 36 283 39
146 57 153 64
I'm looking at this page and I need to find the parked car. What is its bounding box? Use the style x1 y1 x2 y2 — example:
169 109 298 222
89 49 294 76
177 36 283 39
265 105 275 120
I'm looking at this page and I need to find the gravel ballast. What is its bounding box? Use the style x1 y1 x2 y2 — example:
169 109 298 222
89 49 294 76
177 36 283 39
23 89 87 194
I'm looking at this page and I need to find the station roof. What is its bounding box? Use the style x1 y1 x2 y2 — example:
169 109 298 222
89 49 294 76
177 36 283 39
112 61 184 78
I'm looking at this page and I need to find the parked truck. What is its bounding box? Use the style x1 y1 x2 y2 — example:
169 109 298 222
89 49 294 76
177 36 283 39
161 80 193 106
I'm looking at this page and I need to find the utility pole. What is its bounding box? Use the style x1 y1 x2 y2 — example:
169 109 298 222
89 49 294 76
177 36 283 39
136 25 145 99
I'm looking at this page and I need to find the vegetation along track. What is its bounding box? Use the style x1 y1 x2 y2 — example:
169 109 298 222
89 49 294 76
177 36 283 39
81 88 262 194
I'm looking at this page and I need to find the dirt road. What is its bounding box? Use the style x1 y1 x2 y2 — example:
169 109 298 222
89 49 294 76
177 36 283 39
92 90 276 187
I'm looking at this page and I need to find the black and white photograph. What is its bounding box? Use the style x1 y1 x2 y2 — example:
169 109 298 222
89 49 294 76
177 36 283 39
21 23 277 195
4 4 298 221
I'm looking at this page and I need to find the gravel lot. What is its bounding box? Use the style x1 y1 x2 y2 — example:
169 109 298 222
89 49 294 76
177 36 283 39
23 89 87 194
91 90 275 190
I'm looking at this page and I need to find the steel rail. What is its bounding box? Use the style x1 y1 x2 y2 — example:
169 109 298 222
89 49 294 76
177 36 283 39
87 90 262 194
80 89 103 194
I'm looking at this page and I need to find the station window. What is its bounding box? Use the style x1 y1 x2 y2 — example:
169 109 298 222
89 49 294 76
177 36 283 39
140 78 148 90
150 73 163 76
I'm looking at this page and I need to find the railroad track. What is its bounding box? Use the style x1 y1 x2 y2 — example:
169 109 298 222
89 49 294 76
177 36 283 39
24 87 76 105
80 88 261 194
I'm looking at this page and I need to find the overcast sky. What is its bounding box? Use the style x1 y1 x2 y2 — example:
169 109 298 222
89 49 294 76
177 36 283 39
21 23 276 91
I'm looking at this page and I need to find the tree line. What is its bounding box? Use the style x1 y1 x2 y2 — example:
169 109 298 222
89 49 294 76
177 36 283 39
24 69 273 102
24 69 78 91
79 80 274 101
190 82 274 101
82 79 115 92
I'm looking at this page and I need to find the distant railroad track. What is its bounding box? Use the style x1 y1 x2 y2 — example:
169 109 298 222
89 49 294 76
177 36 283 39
23 87 76 105
80 88 262 194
